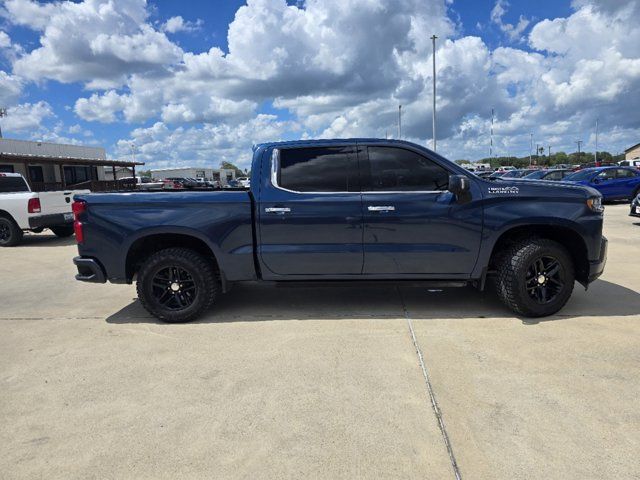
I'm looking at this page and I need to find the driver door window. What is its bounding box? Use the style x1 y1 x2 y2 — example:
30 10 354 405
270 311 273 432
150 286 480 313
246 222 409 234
364 147 449 191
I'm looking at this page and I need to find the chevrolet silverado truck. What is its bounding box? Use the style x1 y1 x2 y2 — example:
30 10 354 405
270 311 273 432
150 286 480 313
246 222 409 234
72 139 607 322
0 173 89 246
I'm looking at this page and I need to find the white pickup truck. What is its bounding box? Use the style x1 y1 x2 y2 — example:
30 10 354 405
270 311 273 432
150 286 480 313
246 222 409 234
0 173 89 246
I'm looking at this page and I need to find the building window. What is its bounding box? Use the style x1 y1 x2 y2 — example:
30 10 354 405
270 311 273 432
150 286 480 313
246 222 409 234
0 164 14 173
64 166 96 185
28 166 44 183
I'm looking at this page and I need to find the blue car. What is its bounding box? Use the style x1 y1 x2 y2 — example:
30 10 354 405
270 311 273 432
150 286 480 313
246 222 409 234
564 166 640 201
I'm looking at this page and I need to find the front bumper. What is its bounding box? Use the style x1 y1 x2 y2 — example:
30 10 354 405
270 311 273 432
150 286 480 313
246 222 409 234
630 203 640 217
29 213 73 229
587 236 607 283
73 256 107 283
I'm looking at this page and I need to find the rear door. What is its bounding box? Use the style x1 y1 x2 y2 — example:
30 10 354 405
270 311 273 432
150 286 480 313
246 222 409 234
257 145 364 276
613 168 640 198
360 145 483 275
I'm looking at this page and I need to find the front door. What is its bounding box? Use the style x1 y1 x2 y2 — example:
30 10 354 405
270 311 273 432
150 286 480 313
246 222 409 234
360 145 483 275
258 145 363 276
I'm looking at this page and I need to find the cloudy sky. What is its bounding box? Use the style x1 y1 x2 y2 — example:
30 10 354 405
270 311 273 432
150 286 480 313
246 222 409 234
0 0 639 169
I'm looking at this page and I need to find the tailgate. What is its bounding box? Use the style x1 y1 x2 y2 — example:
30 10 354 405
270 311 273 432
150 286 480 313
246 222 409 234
38 190 91 215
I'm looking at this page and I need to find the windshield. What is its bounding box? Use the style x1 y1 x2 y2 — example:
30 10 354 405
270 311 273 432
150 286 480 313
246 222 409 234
564 170 595 181
523 170 546 179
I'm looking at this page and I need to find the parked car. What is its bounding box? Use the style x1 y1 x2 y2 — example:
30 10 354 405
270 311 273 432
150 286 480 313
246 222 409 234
618 159 640 169
572 162 616 171
523 169 572 181
73 139 607 322
223 179 240 188
120 176 164 190
488 171 507 180
236 176 251 187
0 173 89 246
164 177 200 189
474 171 494 179
564 166 640 201
500 169 536 179
630 193 640 218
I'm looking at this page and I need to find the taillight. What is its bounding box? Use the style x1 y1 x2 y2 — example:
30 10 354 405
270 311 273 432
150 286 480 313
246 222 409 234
72 200 86 243
28 197 41 213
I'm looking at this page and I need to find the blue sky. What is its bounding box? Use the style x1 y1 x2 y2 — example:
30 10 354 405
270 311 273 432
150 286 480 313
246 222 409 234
0 0 638 169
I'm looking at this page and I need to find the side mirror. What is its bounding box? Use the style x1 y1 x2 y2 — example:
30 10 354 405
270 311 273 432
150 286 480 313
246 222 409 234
448 174 471 203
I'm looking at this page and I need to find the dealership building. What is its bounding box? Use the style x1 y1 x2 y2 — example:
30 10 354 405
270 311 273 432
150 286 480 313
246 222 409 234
0 138 143 191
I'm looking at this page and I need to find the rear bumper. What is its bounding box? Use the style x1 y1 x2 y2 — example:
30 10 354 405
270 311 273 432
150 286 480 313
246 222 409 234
29 213 73 229
587 236 607 283
73 256 107 283
630 204 640 217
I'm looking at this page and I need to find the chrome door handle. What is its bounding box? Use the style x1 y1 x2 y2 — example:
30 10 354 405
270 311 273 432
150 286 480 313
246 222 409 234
265 207 291 214
367 205 395 212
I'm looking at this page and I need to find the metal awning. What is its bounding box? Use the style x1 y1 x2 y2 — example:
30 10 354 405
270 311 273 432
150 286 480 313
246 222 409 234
0 152 144 167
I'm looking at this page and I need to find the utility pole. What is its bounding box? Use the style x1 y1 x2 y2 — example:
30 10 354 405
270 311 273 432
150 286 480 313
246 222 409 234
529 133 533 166
548 145 552 161
490 108 494 157
576 140 582 162
431 34 437 151
594 118 599 165
398 105 402 139
130 142 137 163
0 107 7 139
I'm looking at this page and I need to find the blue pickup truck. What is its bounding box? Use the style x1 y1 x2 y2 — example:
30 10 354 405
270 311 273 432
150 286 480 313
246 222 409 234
73 139 607 322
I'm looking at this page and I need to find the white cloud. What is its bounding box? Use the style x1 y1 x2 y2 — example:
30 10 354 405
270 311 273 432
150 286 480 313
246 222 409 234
2 101 54 132
3 0 183 87
74 90 128 123
0 70 23 105
2 0 639 164
490 0 530 41
162 16 202 34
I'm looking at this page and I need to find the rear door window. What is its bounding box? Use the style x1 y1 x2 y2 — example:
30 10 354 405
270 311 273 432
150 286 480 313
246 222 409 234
278 146 359 192
363 146 449 191
616 168 637 178
0 176 30 193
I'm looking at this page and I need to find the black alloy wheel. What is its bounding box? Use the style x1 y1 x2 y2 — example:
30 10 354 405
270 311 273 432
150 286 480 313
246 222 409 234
151 266 198 310
525 255 565 304
136 247 218 322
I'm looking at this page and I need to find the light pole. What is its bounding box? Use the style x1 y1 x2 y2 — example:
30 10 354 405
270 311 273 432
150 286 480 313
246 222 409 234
431 34 437 151
0 107 7 139
398 105 402 139
594 118 599 165
529 133 533 166
490 108 494 157
576 140 582 163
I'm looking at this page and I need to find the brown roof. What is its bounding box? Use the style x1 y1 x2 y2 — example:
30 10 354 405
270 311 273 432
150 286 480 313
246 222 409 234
0 152 144 167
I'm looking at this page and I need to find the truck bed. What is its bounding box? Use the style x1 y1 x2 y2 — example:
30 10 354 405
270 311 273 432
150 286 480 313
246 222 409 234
75 190 256 284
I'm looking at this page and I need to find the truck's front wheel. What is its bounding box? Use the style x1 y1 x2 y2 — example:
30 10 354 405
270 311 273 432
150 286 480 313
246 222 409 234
136 248 218 322
495 238 575 317
0 216 23 247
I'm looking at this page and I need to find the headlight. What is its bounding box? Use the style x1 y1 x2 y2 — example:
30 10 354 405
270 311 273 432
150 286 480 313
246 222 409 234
586 196 604 213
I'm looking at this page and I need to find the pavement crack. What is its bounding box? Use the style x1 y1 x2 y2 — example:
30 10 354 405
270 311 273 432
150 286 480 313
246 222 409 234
397 287 462 480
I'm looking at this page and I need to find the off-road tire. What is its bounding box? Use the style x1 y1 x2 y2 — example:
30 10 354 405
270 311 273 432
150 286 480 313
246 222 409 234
136 248 218 323
495 238 575 317
50 225 75 237
0 216 23 247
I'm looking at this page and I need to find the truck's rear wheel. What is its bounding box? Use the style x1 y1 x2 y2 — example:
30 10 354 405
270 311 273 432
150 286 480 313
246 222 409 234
136 248 218 323
0 216 23 247
495 238 575 317
50 225 74 237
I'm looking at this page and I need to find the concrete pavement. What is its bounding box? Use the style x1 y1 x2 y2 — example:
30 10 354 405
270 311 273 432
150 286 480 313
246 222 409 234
1 204 639 479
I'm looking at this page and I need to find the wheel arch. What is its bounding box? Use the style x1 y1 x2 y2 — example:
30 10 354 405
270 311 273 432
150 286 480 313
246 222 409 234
487 224 590 285
124 231 227 291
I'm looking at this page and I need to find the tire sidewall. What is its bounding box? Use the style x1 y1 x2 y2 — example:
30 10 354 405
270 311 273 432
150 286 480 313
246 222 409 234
0 217 22 247
513 242 574 316
138 250 213 322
